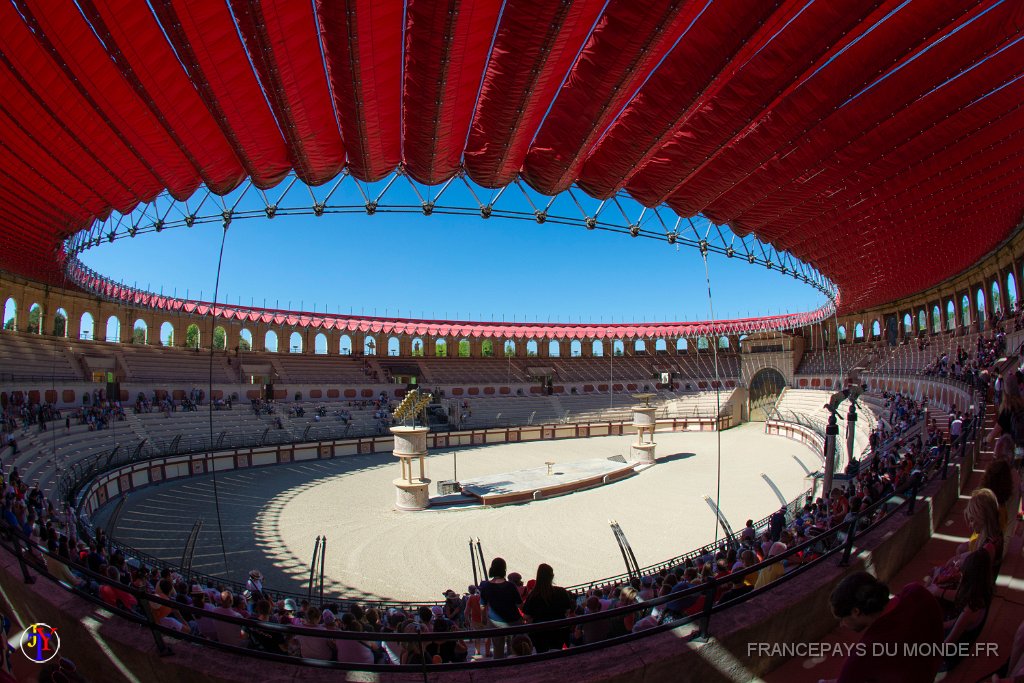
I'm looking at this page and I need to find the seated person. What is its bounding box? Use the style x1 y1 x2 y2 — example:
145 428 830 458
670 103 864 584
939 549 993 672
825 572 943 683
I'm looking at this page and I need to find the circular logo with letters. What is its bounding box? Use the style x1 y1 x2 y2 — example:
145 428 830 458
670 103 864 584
20 623 60 663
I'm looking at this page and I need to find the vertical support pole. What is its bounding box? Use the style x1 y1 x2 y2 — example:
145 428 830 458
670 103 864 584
822 411 840 499
319 536 326 607
845 401 858 471
469 539 479 586
307 535 321 603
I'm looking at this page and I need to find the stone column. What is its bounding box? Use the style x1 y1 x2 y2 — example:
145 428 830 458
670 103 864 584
630 394 657 465
391 426 431 511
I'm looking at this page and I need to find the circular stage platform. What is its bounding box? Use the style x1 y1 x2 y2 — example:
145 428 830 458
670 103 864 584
93 424 815 602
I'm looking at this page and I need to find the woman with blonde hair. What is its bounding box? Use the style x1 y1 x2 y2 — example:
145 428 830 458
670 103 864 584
929 488 1003 597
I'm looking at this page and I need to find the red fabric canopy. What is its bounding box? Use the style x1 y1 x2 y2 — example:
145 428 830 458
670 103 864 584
1 0 1023 314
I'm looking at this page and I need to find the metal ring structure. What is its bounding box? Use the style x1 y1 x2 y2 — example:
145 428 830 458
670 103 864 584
63 167 838 332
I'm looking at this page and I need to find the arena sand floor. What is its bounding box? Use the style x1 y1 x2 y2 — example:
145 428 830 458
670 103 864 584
92 423 817 602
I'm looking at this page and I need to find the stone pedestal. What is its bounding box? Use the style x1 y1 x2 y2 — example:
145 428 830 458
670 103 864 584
631 394 657 464
391 426 431 511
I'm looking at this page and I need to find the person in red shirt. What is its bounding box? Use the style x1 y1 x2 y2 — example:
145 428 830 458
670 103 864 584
824 571 944 683
463 585 490 659
829 488 850 527
98 566 137 612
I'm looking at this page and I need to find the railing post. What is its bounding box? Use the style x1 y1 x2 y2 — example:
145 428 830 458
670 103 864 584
695 576 716 641
138 596 174 657
906 481 919 516
838 515 859 567
11 534 35 584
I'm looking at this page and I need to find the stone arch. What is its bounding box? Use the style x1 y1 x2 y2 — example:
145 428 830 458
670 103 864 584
239 328 253 351
503 339 516 357
132 319 148 344
213 326 227 351
837 325 847 342
411 337 425 357
105 315 121 342
592 339 604 357
526 339 538 357
186 323 201 349
676 338 688 353
718 335 729 349
854 322 864 340
612 339 625 356
655 338 667 354
339 334 352 355
991 280 1002 315
570 339 582 357
387 336 401 356
946 300 955 331
80 312 95 340
961 295 971 326
457 338 471 357
434 337 447 357
976 287 986 325
871 320 881 339
481 339 495 357
265 330 279 353
314 332 328 355
548 339 561 357
53 308 68 337
160 321 174 346
917 309 926 332
289 331 303 353
634 339 646 354
27 303 42 334
1008 272 1018 309
2 297 15 330
931 305 940 334
748 367 787 422
363 335 376 355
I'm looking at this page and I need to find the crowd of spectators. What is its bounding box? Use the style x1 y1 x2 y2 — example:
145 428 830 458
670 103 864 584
922 318 1008 384
0 395 937 671
134 388 214 415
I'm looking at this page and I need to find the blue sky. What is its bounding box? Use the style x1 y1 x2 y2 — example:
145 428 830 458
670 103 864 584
79 179 827 323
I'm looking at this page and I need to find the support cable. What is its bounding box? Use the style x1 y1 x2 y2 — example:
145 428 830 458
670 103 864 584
700 250 723 547
207 225 231 574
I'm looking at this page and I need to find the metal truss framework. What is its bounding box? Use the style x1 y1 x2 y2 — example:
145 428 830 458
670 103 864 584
63 169 838 336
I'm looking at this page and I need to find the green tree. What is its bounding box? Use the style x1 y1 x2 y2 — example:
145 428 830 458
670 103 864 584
26 306 41 334
132 326 147 344
481 340 494 357
213 327 226 350
186 324 200 349
3 318 13 331
504 343 515 357
53 313 66 337
458 339 471 357
238 336 251 351
435 341 447 357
